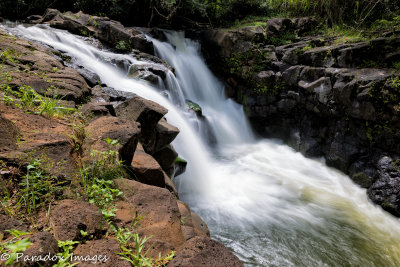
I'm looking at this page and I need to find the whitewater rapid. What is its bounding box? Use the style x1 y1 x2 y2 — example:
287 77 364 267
4 24 400 266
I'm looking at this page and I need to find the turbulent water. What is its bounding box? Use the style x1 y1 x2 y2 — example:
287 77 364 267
4 24 400 266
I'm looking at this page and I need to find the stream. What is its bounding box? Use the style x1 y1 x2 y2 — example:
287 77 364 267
4 24 400 266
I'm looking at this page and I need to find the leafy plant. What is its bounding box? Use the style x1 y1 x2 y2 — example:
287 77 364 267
0 229 32 266
18 159 62 216
54 240 80 267
87 178 122 221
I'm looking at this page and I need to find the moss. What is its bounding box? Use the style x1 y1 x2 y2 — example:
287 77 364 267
175 157 187 164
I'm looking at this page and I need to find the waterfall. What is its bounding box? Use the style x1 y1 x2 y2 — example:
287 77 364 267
4 24 400 266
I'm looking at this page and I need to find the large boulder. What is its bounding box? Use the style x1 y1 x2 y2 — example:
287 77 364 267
115 95 168 153
168 236 243 267
50 199 107 241
114 178 185 254
85 116 141 165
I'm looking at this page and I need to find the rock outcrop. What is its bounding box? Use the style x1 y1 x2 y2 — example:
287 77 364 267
202 18 400 216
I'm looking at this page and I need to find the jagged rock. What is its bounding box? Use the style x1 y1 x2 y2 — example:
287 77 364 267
131 145 168 188
22 232 58 267
51 199 107 241
72 238 130 266
168 236 243 267
114 179 186 253
368 156 400 216
85 116 140 164
154 118 180 152
152 144 178 175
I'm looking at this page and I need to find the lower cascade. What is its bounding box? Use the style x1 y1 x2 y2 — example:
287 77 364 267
6 23 400 266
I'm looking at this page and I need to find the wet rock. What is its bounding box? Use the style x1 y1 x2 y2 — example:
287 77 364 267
40 9 153 54
25 15 43 24
186 100 203 116
368 156 400 216
72 238 130 266
114 179 185 253
85 116 141 164
77 68 101 87
51 199 107 241
191 211 210 237
168 236 243 267
174 157 187 177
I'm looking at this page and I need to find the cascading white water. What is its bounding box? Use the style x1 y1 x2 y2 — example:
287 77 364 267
4 24 400 266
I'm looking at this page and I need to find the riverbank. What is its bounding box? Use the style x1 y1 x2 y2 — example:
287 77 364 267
0 10 242 266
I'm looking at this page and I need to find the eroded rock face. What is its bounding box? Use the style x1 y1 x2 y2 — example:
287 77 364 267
51 199 107 241
168 236 243 267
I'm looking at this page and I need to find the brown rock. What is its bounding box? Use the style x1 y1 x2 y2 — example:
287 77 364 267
0 214 29 238
114 179 185 254
50 199 107 241
115 95 168 153
0 104 78 177
80 102 115 119
0 115 18 152
154 119 180 152
72 238 130 266
168 236 243 267
191 211 210 237
131 148 167 188
22 232 58 267
85 116 140 165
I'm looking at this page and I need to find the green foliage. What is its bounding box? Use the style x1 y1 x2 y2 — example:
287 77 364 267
80 139 124 221
115 41 131 52
87 178 122 221
0 84 76 117
0 230 32 266
111 225 175 267
54 240 80 267
18 159 62 216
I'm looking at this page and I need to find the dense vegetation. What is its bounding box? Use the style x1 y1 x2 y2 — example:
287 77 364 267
1 0 399 28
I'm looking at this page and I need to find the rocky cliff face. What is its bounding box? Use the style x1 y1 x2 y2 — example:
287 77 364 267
202 18 400 217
